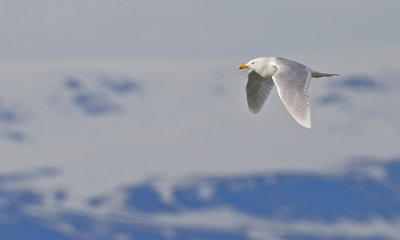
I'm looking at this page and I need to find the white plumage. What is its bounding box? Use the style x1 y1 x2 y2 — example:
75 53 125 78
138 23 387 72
238 57 338 128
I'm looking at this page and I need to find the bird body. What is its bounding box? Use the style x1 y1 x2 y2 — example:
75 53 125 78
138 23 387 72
238 57 338 128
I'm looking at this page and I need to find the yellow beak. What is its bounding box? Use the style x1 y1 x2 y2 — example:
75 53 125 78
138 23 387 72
238 64 248 69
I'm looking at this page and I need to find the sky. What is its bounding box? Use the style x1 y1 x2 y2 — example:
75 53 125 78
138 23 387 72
1 0 400 58
1 1 400 240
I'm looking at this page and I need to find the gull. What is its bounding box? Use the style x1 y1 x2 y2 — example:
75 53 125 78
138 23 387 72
238 57 338 128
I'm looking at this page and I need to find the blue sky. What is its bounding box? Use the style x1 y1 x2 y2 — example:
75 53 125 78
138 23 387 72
1 1 400 240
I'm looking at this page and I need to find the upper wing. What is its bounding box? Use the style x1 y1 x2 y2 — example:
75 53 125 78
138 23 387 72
246 70 275 113
272 58 312 128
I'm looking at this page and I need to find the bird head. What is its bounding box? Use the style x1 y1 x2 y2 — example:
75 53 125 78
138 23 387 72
238 58 262 71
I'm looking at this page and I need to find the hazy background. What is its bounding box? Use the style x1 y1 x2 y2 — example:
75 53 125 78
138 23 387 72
1 1 400 240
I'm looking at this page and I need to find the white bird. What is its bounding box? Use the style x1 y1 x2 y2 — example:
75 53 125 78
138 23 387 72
238 57 338 128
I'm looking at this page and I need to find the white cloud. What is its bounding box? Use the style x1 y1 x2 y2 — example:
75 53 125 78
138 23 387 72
151 207 400 240
20 192 400 240
196 183 215 201
0 48 399 238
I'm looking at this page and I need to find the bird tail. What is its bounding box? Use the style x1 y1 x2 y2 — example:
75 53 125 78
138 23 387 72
311 71 339 78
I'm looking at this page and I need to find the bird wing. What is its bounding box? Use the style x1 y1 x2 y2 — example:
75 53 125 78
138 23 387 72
246 70 275 113
272 58 312 128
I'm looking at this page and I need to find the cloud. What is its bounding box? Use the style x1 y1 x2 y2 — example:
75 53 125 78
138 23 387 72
0 58 400 240
196 183 215 201
314 72 400 132
317 75 380 107
56 74 144 116
334 75 380 91
73 93 120 115
64 77 82 91
0 167 58 185
151 207 400 240
0 101 31 142
99 76 143 96
0 107 20 124
124 184 173 213
63 77 120 115
318 93 347 106
2 159 400 240
2 129 27 143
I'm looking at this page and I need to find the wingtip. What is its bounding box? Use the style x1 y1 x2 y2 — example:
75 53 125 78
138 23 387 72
248 103 261 114
301 121 311 128
249 107 260 114
294 118 311 128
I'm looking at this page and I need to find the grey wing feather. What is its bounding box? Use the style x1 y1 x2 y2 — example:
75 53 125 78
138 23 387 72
246 70 275 113
272 58 312 128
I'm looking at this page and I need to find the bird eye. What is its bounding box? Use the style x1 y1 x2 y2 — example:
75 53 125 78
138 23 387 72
251 62 255 64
